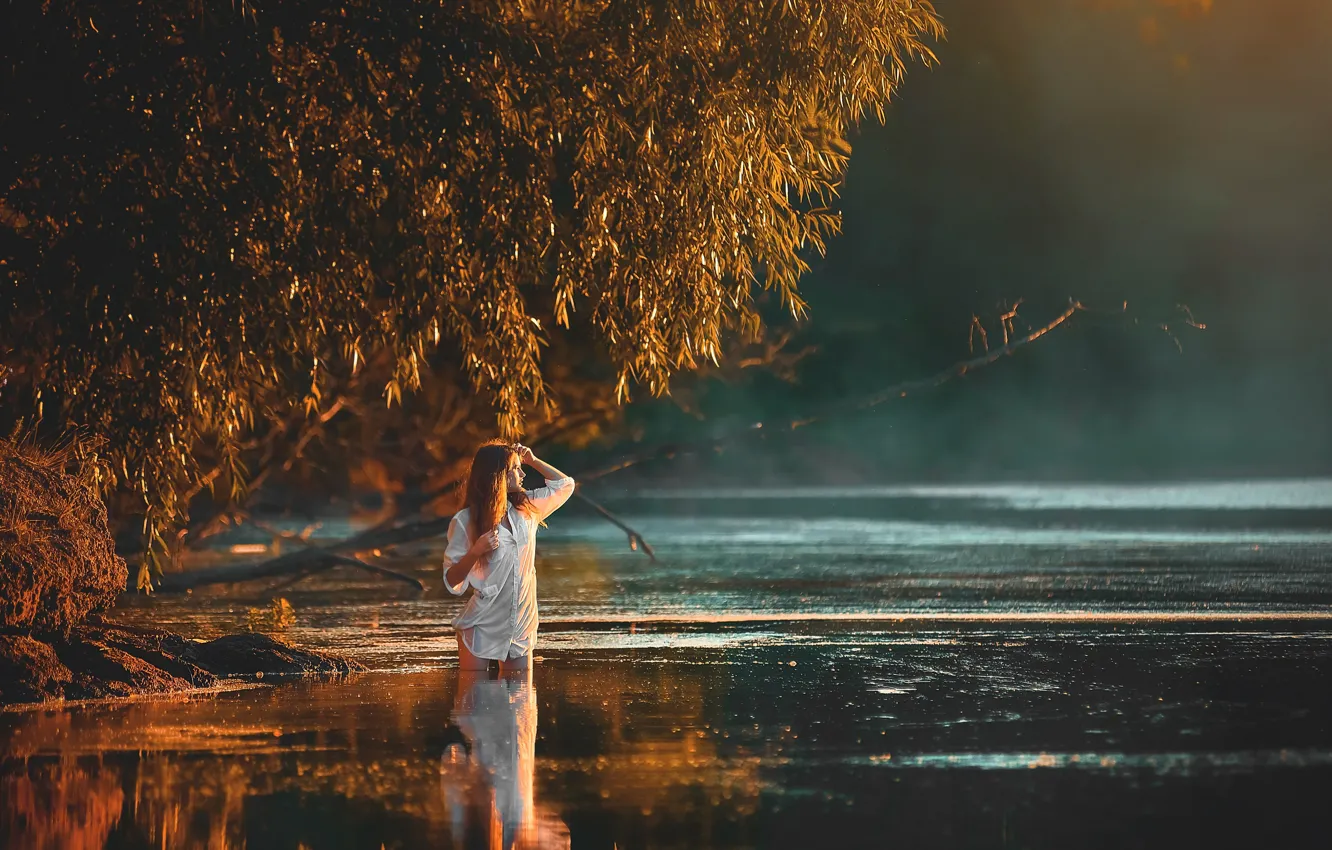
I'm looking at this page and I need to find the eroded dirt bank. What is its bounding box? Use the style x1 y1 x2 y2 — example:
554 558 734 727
0 617 364 707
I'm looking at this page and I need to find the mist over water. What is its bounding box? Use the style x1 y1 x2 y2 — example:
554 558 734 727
607 0 1332 486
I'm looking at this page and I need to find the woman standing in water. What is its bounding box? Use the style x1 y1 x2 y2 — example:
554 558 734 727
443 441 575 672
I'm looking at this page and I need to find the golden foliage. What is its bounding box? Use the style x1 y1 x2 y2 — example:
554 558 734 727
0 664 756 848
0 1 942 583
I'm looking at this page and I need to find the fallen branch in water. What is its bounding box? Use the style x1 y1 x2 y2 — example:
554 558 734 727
263 563 322 596
154 518 445 593
572 490 657 561
321 552 426 591
248 518 427 592
157 494 656 591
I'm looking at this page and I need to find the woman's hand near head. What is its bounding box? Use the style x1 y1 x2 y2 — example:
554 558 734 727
514 444 570 483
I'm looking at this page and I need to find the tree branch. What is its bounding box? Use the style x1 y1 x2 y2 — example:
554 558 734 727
575 300 1088 483
572 490 657 561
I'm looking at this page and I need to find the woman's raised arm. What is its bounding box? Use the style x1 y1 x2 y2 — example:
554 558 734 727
516 445 575 520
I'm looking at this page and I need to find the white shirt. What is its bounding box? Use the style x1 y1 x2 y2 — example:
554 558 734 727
443 477 575 660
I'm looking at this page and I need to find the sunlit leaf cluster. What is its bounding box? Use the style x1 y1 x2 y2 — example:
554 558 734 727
0 0 941 583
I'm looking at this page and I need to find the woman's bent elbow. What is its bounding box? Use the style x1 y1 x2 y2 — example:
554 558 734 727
443 560 470 593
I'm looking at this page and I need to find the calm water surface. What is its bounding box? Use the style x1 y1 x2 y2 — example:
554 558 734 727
5 482 1332 848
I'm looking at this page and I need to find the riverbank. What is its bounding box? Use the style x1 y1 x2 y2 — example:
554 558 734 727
0 617 364 708
0 437 366 710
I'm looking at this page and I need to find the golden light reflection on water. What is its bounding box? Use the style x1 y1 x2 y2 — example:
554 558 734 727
0 664 762 850
1 762 123 850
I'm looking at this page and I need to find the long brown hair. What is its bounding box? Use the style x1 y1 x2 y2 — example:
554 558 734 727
460 440 530 537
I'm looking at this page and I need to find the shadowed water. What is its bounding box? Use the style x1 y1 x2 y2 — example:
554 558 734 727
4 481 1332 848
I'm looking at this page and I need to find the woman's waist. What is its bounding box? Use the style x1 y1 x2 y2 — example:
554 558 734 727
458 584 538 611
455 601 539 628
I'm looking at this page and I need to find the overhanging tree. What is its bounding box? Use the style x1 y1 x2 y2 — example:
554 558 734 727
0 0 943 587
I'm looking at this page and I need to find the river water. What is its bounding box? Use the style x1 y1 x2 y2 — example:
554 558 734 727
5 481 1332 848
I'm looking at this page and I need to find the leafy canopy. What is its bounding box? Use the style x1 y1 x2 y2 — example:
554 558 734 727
0 0 941 583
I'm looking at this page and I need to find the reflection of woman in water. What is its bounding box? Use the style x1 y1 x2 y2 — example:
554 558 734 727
442 668 570 849
443 441 574 673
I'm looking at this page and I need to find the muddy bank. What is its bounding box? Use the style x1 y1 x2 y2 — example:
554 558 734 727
0 617 364 707
0 437 365 709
